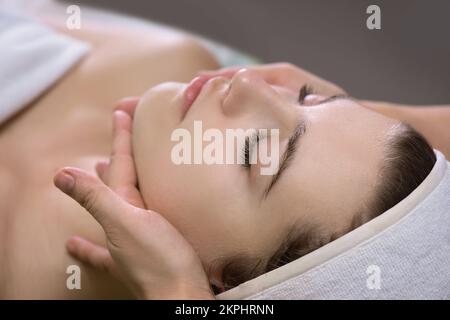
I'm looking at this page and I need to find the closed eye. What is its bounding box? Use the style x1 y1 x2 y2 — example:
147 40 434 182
241 131 260 169
298 84 314 104
298 84 350 106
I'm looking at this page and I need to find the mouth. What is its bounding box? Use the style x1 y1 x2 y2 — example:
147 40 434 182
181 75 210 120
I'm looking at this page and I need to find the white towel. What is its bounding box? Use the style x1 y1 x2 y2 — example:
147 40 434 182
0 11 90 124
219 150 450 299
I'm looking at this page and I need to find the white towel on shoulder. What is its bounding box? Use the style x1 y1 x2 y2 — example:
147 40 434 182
0 11 90 124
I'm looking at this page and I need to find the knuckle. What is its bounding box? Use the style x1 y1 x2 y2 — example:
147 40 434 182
80 184 106 214
114 98 129 109
141 209 159 226
81 187 99 213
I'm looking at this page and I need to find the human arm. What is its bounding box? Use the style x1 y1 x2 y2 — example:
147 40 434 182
360 100 450 159
54 101 215 300
200 63 449 158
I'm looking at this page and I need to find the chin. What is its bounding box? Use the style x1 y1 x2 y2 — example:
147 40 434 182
137 81 185 121
132 82 191 210
134 83 184 147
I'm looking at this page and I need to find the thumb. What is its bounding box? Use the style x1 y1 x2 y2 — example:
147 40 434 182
54 167 131 230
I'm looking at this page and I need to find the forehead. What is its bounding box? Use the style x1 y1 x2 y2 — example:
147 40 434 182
262 99 396 232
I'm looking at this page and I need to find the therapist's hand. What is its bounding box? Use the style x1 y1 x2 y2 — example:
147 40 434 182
54 105 214 300
198 62 345 96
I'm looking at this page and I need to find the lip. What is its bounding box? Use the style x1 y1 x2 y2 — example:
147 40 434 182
181 75 210 120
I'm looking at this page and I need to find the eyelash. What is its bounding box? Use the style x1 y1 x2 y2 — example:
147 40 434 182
241 132 260 169
298 84 314 104
240 85 313 170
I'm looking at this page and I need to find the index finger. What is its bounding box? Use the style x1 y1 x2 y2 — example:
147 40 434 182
114 96 140 118
54 167 132 229
112 110 133 156
109 110 138 189
198 64 295 89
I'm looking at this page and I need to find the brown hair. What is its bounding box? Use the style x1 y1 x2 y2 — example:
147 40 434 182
213 123 436 294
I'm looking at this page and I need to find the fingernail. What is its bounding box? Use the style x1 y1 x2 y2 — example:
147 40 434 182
113 110 127 122
55 170 75 194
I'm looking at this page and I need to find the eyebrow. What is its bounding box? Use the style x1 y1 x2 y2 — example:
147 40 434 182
262 94 351 198
263 120 306 198
315 94 351 105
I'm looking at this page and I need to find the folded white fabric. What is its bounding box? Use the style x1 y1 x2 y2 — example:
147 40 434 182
219 150 450 299
0 11 90 124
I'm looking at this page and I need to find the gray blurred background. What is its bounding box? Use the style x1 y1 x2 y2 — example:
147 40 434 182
70 0 449 104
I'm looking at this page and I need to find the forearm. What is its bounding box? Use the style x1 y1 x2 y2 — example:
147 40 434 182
360 100 450 159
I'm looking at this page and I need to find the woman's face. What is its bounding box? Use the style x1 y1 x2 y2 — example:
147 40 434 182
132 69 396 278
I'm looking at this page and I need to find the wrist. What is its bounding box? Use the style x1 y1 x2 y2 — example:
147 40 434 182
360 100 410 120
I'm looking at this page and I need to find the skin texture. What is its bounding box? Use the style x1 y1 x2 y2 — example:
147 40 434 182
133 68 398 285
54 109 214 299
361 101 450 159
0 23 219 299
1 20 446 297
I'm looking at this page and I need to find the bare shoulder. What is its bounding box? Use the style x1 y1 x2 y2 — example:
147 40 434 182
42 17 220 77
155 36 221 80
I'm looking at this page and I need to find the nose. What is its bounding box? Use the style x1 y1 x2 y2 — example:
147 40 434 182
222 69 298 129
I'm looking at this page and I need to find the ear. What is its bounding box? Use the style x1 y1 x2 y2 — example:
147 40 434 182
210 277 225 294
206 266 224 294
205 259 226 294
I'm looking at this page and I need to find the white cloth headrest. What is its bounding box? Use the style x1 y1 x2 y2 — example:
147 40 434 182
219 150 450 299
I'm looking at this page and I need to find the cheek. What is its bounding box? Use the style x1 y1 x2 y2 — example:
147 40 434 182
150 164 237 217
134 108 261 260
140 163 252 262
